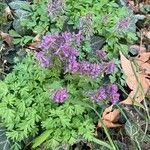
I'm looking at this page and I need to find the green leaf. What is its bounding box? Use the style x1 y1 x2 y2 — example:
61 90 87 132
32 130 52 148
48 81 62 90
23 36 33 44
0 127 10 150
9 30 21 38
91 36 105 51
0 81 8 97
21 3 32 12
13 39 21 45
9 1 30 10
14 9 30 19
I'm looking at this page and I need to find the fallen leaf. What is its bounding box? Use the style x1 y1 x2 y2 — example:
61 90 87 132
143 29 150 39
4 6 14 19
120 51 149 103
102 105 120 122
28 41 40 50
98 119 122 128
0 31 12 46
136 52 150 63
98 105 121 128
28 34 41 50
33 34 40 42
120 51 138 90
136 61 150 74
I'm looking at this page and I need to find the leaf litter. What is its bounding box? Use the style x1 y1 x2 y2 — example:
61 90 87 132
99 51 150 128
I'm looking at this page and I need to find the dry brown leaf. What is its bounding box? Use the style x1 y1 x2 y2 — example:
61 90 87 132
120 51 138 90
98 105 121 128
102 109 120 122
138 62 150 74
28 34 41 50
28 41 40 50
136 52 150 63
120 52 149 103
4 6 14 19
33 34 40 42
143 29 150 39
98 119 122 128
0 31 12 46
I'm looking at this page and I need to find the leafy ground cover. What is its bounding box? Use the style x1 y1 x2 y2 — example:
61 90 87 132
0 0 150 149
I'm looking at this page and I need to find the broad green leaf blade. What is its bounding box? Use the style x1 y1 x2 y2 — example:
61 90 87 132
32 130 52 148
0 127 10 150
91 36 105 51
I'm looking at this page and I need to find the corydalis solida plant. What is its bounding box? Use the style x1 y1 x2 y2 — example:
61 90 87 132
36 31 119 104
89 84 120 104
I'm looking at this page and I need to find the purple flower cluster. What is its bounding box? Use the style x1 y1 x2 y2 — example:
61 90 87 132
52 88 68 103
40 32 82 52
37 31 82 68
66 60 101 78
39 31 116 77
96 49 106 59
90 84 120 104
67 58 79 73
91 87 107 102
48 0 65 18
61 44 78 60
40 33 63 50
117 17 131 29
35 51 51 68
79 62 101 77
66 52 116 78
96 49 116 74
105 61 116 74
107 84 120 104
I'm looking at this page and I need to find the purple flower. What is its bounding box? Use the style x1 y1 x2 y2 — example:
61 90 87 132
40 34 58 50
79 61 91 75
67 58 79 73
90 84 120 103
107 84 118 93
35 51 51 68
52 88 68 103
105 61 116 74
110 93 120 104
107 84 120 104
60 44 78 59
89 63 101 77
62 32 72 43
48 0 64 17
117 17 131 29
73 30 83 45
91 87 107 102
96 49 106 59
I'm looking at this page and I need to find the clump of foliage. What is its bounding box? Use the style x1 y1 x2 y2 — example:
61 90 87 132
9 0 140 56
0 54 93 149
0 48 120 149
1 0 148 149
